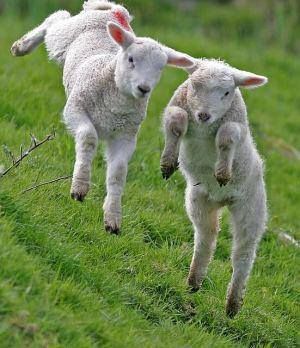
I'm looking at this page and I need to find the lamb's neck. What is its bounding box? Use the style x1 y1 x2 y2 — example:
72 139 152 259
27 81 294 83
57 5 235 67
105 57 118 86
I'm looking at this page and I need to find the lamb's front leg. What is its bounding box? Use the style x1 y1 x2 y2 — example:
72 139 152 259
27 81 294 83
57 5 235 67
160 106 188 179
71 120 98 201
103 135 137 235
215 122 245 186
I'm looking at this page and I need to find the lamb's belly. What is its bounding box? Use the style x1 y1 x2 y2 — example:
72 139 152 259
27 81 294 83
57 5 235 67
180 139 239 203
197 172 239 203
184 164 240 203
91 111 144 139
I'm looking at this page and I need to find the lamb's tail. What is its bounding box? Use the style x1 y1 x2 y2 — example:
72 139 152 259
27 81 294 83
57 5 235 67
82 0 116 11
11 10 70 57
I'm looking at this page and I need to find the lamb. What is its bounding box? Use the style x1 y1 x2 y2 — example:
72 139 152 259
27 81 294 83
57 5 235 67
11 0 194 234
160 59 268 317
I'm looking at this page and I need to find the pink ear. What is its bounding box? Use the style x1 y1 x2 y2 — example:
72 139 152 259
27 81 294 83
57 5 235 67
240 76 268 87
112 10 133 32
168 56 195 68
108 23 125 45
164 47 195 68
233 69 268 89
107 22 135 48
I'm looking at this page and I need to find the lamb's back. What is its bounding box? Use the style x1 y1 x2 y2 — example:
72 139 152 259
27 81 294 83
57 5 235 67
63 29 117 94
45 10 119 67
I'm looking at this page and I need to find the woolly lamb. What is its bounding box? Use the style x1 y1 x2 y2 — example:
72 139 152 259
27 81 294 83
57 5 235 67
11 0 194 234
160 59 268 317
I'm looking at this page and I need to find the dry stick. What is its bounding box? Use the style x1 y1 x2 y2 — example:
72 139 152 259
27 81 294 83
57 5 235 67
21 175 72 194
1 133 56 178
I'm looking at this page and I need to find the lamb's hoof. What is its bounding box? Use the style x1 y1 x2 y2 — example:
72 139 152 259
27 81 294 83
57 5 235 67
104 212 121 236
71 192 86 202
161 161 179 180
216 176 230 187
11 42 21 56
188 285 200 294
187 274 201 293
71 181 89 202
11 40 28 57
225 296 243 318
105 224 121 235
214 166 231 187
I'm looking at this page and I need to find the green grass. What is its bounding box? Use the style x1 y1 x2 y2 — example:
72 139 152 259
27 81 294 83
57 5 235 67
0 5 299 347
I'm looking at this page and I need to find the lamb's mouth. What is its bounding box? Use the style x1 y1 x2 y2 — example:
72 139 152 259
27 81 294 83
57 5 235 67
134 90 150 99
197 112 211 122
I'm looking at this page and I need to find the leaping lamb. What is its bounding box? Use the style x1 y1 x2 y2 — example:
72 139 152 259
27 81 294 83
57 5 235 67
11 0 194 234
160 59 268 317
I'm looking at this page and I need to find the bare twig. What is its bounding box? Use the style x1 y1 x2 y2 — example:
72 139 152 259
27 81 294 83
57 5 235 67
21 175 72 194
0 131 56 178
278 231 299 248
30 133 38 147
17 144 24 167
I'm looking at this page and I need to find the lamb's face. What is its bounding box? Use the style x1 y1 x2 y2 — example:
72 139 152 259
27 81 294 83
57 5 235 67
186 60 268 125
117 41 168 99
107 22 195 99
187 67 236 125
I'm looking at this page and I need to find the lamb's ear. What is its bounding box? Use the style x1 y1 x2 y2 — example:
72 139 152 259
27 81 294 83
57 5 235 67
164 47 195 69
107 21 135 49
232 69 268 89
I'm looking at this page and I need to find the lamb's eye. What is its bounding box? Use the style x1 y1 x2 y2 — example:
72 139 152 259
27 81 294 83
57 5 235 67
224 91 230 97
128 57 134 63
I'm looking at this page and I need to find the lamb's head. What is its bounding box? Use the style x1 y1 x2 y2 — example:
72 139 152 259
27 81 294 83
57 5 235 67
107 22 195 99
186 59 268 124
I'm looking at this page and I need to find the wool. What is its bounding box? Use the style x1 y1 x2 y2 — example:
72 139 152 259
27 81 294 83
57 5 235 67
11 1 194 234
161 58 268 317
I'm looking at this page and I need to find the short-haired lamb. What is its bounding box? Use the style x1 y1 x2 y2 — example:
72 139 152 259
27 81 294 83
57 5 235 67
11 0 194 234
160 58 268 317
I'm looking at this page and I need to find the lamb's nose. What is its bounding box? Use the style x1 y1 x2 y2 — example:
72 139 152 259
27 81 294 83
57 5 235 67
198 112 211 122
138 85 151 95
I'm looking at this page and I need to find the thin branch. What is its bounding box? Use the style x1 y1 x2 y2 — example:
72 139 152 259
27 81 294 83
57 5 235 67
0 131 56 178
21 175 72 194
18 144 23 167
278 231 299 248
30 133 38 147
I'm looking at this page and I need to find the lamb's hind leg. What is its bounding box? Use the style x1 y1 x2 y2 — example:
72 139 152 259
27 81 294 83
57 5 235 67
160 106 188 180
103 135 137 235
11 11 70 57
69 117 98 202
226 187 267 317
186 186 220 291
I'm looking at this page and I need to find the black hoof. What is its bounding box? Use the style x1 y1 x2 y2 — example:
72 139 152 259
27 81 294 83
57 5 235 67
71 192 85 202
189 286 200 294
214 174 230 187
105 224 121 235
161 162 179 180
225 298 242 318
187 277 201 293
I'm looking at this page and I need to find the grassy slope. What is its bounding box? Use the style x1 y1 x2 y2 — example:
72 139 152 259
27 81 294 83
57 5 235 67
0 5 299 348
